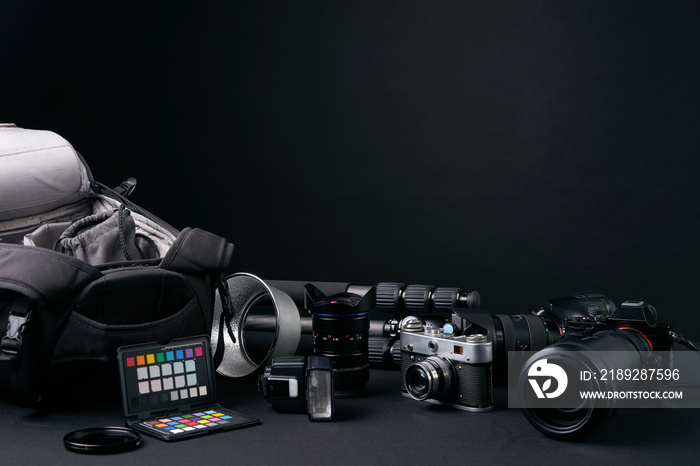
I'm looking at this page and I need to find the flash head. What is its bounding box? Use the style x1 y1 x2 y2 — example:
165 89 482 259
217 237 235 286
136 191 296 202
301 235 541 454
260 355 335 422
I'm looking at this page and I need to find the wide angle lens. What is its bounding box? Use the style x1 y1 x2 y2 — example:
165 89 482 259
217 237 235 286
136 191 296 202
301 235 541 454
305 285 376 396
310 308 371 395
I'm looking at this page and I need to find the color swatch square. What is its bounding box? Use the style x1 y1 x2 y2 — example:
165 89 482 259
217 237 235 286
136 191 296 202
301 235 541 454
185 360 196 373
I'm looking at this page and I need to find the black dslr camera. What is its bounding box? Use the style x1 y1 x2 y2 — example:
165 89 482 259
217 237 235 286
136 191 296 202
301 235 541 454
400 316 493 411
259 355 334 421
544 295 671 350
516 294 679 438
440 293 697 439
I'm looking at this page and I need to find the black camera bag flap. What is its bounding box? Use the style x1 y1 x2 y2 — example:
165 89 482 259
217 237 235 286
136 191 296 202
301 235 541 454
0 244 102 403
160 227 234 276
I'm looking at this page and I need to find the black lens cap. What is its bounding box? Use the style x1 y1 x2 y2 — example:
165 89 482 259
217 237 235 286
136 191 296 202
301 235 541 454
64 426 142 454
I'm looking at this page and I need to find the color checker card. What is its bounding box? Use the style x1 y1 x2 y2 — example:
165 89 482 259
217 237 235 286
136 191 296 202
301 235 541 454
117 335 260 441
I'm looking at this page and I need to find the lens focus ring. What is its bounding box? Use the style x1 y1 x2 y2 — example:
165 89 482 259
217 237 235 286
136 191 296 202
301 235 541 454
405 356 454 401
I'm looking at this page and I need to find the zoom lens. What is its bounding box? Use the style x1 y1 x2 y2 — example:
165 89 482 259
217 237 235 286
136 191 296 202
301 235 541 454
518 329 653 439
452 308 562 376
493 314 561 372
405 356 454 401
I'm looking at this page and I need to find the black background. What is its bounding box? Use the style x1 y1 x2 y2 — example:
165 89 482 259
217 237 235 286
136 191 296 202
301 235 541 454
2 0 700 342
3 2 700 464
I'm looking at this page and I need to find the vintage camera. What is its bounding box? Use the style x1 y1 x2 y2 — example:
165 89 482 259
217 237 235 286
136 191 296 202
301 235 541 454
400 316 493 411
259 355 334 421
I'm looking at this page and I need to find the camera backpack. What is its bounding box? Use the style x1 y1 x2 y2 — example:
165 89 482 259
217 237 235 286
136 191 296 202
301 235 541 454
0 124 234 404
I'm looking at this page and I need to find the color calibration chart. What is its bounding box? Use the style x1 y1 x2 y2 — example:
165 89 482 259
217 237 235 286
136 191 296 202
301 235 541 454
125 345 207 407
140 410 236 435
118 336 260 440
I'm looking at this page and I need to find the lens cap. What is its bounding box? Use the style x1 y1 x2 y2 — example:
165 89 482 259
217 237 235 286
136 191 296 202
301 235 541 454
64 426 142 454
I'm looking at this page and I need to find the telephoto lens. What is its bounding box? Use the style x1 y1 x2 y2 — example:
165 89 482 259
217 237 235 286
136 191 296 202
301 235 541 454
304 284 376 396
517 328 658 439
516 298 676 439
450 307 562 377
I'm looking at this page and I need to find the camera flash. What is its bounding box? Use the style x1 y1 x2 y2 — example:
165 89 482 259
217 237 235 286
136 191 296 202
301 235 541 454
306 356 334 421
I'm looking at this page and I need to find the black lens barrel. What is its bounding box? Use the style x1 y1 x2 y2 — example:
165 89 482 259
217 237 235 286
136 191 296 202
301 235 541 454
305 284 375 396
520 328 654 439
311 312 370 395
496 314 561 353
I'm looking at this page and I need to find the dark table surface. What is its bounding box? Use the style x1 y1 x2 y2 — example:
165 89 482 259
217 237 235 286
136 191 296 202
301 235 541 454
2 365 699 466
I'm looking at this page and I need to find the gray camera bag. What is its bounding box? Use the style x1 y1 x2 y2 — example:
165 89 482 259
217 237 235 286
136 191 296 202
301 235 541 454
0 125 234 404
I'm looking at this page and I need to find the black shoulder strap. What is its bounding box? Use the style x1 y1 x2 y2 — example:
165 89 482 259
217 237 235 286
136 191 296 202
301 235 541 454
92 181 180 237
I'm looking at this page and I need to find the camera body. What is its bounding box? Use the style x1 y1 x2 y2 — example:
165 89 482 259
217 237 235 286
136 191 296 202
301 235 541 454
400 316 493 412
547 296 672 352
260 355 334 421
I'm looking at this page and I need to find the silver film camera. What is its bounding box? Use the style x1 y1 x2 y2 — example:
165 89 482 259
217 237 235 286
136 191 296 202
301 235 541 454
400 317 493 412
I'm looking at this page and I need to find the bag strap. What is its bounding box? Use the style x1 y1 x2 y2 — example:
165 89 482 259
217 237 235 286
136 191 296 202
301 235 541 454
92 180 180 237
112 177 137 197
0 298 32 362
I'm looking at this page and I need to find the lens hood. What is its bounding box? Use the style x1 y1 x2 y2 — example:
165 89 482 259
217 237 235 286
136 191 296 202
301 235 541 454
212 273 301 378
